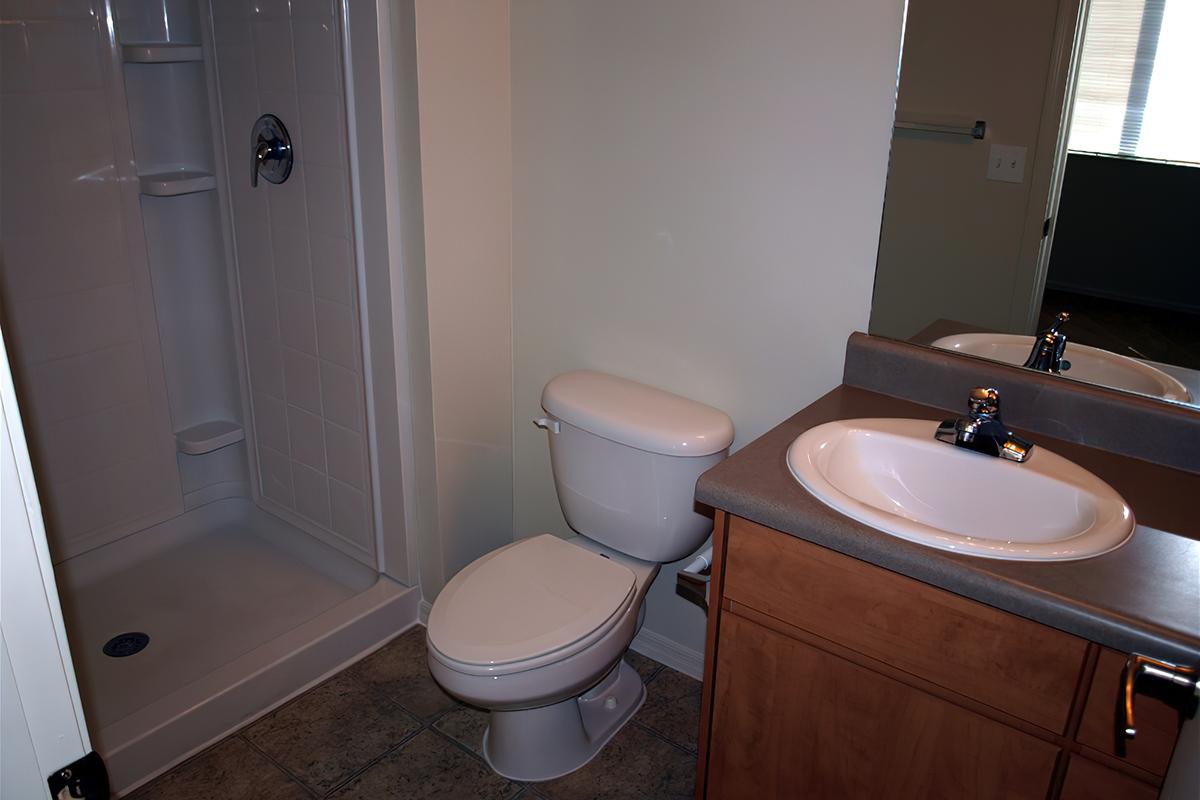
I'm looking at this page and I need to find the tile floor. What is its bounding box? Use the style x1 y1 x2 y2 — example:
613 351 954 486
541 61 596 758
128 626 700 799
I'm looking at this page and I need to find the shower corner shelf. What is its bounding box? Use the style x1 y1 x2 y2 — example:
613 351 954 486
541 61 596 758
139 171 217 197
176 421 244 455
122 43 203 64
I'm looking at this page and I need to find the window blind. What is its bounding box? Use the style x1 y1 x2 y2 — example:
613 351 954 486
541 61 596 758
1068 0 1200 165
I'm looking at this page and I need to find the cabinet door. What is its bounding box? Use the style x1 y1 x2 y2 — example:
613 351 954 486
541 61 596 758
706 613 1059 800
1060 756 1158 800
723 516 1087 732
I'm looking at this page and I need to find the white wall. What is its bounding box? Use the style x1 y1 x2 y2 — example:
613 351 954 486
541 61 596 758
511 0 906 659
212 0 378 564
413 1 514 584
0 0 183 558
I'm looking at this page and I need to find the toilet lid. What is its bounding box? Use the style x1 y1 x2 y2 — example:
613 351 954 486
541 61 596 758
427 534 636 668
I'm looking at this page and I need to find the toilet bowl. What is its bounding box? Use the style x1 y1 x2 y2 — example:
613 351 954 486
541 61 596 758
428 534 660 780
426 371 733 781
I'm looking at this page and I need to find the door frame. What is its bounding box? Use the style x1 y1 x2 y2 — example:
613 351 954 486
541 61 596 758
1008 0 1091 333
1 327 91 798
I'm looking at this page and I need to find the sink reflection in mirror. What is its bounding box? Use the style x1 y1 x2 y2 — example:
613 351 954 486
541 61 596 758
867 0 1200 408
787 418 1135 562
929 333 1192 403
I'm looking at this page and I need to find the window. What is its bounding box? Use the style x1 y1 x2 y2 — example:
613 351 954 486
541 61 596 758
1068 0 1200 165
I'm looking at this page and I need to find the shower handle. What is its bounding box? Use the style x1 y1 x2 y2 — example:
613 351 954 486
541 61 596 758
251 114 293 188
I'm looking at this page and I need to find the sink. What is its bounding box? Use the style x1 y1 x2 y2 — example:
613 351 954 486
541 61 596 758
787 418 1135 561
929 333 1192 403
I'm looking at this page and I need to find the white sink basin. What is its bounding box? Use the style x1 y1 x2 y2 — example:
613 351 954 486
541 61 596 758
787 418 1135 561
929 333 1192 403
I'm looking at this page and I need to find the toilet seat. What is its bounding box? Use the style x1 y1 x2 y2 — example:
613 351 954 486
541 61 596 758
427 535 637 676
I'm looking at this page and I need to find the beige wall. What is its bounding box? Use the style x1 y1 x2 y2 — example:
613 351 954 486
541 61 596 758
407 0 907 660
870 0 1067 339
511 0 906 660
413 1 514 583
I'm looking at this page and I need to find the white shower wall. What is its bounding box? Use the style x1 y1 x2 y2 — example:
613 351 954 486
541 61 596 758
0 0 184 557
210 0 377 565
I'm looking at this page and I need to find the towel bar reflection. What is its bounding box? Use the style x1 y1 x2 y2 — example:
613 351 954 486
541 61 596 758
894 118 987 140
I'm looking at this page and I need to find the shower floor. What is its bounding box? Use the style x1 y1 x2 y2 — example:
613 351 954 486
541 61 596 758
54 498 418 794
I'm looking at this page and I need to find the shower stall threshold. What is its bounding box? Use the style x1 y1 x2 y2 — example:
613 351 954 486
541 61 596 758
98 575 418 795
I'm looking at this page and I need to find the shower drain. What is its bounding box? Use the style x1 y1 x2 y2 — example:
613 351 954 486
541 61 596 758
102 632 150 658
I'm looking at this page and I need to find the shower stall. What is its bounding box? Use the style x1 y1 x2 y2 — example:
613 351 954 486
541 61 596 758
0 0 418 792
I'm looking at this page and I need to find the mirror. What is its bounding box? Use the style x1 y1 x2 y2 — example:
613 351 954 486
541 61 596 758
869 0 1199 408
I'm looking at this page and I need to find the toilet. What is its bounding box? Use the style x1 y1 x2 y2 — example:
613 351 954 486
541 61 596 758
426 370 734 781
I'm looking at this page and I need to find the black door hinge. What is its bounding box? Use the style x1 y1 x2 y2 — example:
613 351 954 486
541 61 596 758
1042 217 1052 237
47 751 109 800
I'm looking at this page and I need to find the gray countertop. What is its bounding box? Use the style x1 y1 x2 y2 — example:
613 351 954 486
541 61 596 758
695 385 1200 664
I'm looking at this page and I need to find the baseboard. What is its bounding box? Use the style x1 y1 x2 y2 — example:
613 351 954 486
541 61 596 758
630 627 704 681
419 598 432 625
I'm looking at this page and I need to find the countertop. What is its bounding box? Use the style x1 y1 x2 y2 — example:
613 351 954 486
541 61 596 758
695 385 1200 664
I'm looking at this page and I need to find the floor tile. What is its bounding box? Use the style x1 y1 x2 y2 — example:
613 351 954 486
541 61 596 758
127 737 311 800
346 625 459 719
623 649 663 683
531 722 696 800
331 729 521 800
433 703 490 756
637 668 702 752
244 672 420 794
125 630 690 800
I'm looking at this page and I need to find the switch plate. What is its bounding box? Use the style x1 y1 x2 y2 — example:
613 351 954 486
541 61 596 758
987 144 1026 183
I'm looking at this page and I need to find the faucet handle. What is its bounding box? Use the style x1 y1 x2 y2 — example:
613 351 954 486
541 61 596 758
967 387 1000 418
1045 311 1070 335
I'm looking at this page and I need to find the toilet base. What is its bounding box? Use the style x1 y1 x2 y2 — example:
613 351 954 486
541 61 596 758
481 658 646 782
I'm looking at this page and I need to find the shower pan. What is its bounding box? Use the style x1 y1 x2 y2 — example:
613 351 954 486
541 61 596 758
0 0 417 793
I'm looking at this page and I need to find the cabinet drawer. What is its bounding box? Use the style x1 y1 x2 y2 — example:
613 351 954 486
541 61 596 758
1060 755 1158 800
723 516 1087 732
1078 648 1182 776
707 613 1060 799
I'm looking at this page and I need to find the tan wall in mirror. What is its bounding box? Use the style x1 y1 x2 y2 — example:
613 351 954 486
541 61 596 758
870 0 1075 340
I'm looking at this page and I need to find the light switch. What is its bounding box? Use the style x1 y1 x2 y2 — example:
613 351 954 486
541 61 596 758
987 144 1026 183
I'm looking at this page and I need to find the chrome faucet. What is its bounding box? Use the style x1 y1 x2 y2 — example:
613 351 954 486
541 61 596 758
935 387 1033 463
1023 312 1071 373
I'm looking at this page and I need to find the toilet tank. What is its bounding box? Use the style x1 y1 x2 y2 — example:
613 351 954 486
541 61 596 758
539 371 735 563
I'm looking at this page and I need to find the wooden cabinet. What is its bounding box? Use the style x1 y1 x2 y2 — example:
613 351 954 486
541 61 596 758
708 614 1059 799
1060 756 1160 800
723 515 1088 732
696 514 1186 800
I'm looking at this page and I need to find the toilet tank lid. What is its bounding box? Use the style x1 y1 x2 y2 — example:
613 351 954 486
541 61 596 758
542 370 734 457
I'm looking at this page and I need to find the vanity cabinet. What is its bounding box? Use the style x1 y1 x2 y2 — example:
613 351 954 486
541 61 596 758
695 514 1186 799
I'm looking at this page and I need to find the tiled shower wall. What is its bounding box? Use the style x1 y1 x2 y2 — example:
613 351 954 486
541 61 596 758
0 0 184 557
211 0 375 564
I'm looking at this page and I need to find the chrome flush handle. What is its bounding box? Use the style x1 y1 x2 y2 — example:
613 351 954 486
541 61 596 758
1120 653 1199 745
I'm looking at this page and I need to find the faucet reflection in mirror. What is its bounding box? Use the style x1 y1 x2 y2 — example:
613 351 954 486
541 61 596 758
1023 312 1071 374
